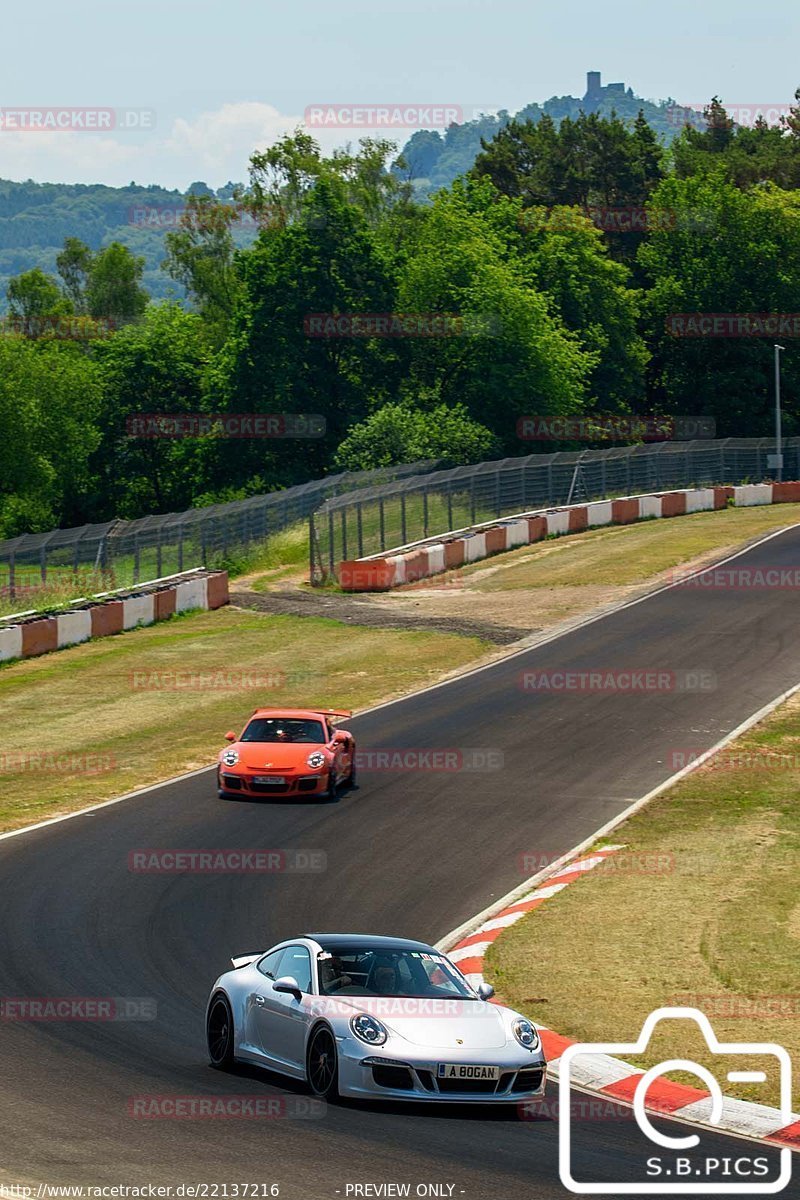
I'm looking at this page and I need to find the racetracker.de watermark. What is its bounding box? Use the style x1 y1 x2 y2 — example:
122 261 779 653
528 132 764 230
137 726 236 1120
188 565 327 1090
518 206 712 235
305 104 462 129
666 102 792 128
304 313 499 338
127 849 326 873
519 669 717 694
668 566 800 589
355 748 504 772
516 414 715 442
0 997 156 1021
667 313 800 338
128 203 279 231
669 994 800 1019
668 747 800 773
128 668 288 692
125 414 326 439
1 315 119 340
517 850 675 876
0 752 116 775
0 107 156 132
128 1095 325 1120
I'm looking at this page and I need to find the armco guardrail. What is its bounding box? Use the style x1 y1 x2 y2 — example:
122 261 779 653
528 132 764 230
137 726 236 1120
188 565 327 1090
336 482 800 590
0 568 229 663
310 439 800 584
0 461 437 600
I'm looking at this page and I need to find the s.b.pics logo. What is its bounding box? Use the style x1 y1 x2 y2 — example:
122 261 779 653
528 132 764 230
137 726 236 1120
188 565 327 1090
559 1007 792 1194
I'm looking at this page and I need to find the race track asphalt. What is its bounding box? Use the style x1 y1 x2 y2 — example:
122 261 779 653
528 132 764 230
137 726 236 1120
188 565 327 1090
2 525 800 1199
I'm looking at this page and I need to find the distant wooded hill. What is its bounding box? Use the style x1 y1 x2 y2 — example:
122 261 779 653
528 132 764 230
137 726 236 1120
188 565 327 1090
0 74 698 305
398 72 697 197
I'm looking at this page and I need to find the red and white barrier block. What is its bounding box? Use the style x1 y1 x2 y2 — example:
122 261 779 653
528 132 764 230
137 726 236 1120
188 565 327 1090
444 847 800 1152
338 482 800 591
0 569 229 664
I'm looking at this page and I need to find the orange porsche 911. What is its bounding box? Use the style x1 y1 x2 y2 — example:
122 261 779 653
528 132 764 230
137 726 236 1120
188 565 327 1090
217 708 356 801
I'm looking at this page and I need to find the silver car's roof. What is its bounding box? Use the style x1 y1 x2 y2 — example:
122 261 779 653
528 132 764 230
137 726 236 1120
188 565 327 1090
305 933 437 953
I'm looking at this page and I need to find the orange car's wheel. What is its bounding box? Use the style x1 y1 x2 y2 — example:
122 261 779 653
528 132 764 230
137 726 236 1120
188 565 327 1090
322 771 337 802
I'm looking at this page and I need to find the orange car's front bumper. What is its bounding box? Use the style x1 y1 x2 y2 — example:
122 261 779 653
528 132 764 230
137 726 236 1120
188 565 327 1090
217 767 328 798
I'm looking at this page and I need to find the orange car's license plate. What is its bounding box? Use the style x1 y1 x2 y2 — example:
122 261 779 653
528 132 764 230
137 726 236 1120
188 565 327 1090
253 775 285 785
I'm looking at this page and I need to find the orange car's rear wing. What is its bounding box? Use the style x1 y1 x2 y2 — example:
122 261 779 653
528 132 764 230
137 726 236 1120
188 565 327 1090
316 709 353 722
247 707 353 721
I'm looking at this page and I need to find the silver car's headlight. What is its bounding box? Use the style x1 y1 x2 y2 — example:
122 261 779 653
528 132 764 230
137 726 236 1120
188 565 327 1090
221 750 239 766
512 1018 540 1050
350 1014 388 1045
307 751 326 769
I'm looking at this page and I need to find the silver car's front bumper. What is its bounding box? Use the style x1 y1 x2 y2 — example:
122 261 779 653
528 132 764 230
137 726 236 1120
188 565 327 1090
337 1036 547 1103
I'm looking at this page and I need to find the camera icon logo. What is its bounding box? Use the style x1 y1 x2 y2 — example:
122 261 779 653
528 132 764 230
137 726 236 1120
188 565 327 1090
558 1007 792 1194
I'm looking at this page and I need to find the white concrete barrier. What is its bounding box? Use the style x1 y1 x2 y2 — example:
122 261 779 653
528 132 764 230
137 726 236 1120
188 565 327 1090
586 500 614 527
123 593 156 629
385 555 407 586
0 625 23 662
56 610 92 648
174 577 208 614
464 532 487 562
545 510 571 536
685 488 716 514
734 484 773 506
638 495 662 519
505 518 530 547
426 543 446 575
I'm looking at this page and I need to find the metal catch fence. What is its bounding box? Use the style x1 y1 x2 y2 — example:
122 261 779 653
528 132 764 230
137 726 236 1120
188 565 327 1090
309 439 800 583
0 461 438 601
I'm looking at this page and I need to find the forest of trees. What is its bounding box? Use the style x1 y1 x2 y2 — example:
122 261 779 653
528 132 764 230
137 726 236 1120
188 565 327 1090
2 93 800 540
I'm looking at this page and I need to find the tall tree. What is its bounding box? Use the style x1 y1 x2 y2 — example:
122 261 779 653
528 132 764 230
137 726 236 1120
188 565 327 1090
85 242 148 326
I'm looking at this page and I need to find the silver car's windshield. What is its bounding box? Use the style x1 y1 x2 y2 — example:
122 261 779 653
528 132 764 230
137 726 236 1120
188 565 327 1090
317 946 477 998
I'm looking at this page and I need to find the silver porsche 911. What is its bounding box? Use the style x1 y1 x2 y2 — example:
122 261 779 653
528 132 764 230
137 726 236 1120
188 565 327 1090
205 933 546 1103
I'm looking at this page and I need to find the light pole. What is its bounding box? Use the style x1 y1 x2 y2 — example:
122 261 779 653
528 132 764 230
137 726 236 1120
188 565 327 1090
774 344 785 482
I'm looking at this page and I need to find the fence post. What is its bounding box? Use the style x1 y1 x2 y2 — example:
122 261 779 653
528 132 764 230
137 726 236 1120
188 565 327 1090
470 477 476 525
9 552 14 601
178 526 184 573
379 498 386 551
40 545 47 586
328 509 335 577
495 468 501 518
356 503 363 559
401 493 407 545
447 483 453 531
133 535 140 584
156 529 163 578
309 510 317 583
341 509 348 563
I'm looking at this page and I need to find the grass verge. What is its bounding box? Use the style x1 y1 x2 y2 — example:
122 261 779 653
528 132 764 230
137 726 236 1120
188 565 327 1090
487 692 800 1110
465 503 800 591
0 607 489 833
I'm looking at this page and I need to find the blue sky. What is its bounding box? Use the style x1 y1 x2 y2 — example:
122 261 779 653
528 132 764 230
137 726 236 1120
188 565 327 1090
3 0 799 188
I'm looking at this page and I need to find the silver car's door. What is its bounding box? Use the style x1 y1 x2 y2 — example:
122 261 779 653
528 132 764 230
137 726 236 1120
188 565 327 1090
250 945 314 1071
244 948 287 1055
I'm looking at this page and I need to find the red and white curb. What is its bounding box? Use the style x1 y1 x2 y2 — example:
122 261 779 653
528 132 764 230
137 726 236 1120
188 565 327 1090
446 846 800 1152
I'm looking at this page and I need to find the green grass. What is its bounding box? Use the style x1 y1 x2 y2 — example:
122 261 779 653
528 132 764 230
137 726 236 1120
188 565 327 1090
487 693 800 1110
0 606 490 832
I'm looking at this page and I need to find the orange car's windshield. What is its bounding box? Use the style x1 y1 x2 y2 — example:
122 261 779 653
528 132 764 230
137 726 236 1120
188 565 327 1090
240 718 326 744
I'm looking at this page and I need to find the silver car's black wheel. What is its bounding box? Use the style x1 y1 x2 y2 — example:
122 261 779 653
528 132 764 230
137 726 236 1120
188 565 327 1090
307 1026 339 1098
207 995 235 1068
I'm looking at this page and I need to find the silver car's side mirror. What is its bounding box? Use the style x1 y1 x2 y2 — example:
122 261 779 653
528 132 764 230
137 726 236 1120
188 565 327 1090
477 982 495 1001
273 975 302 999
